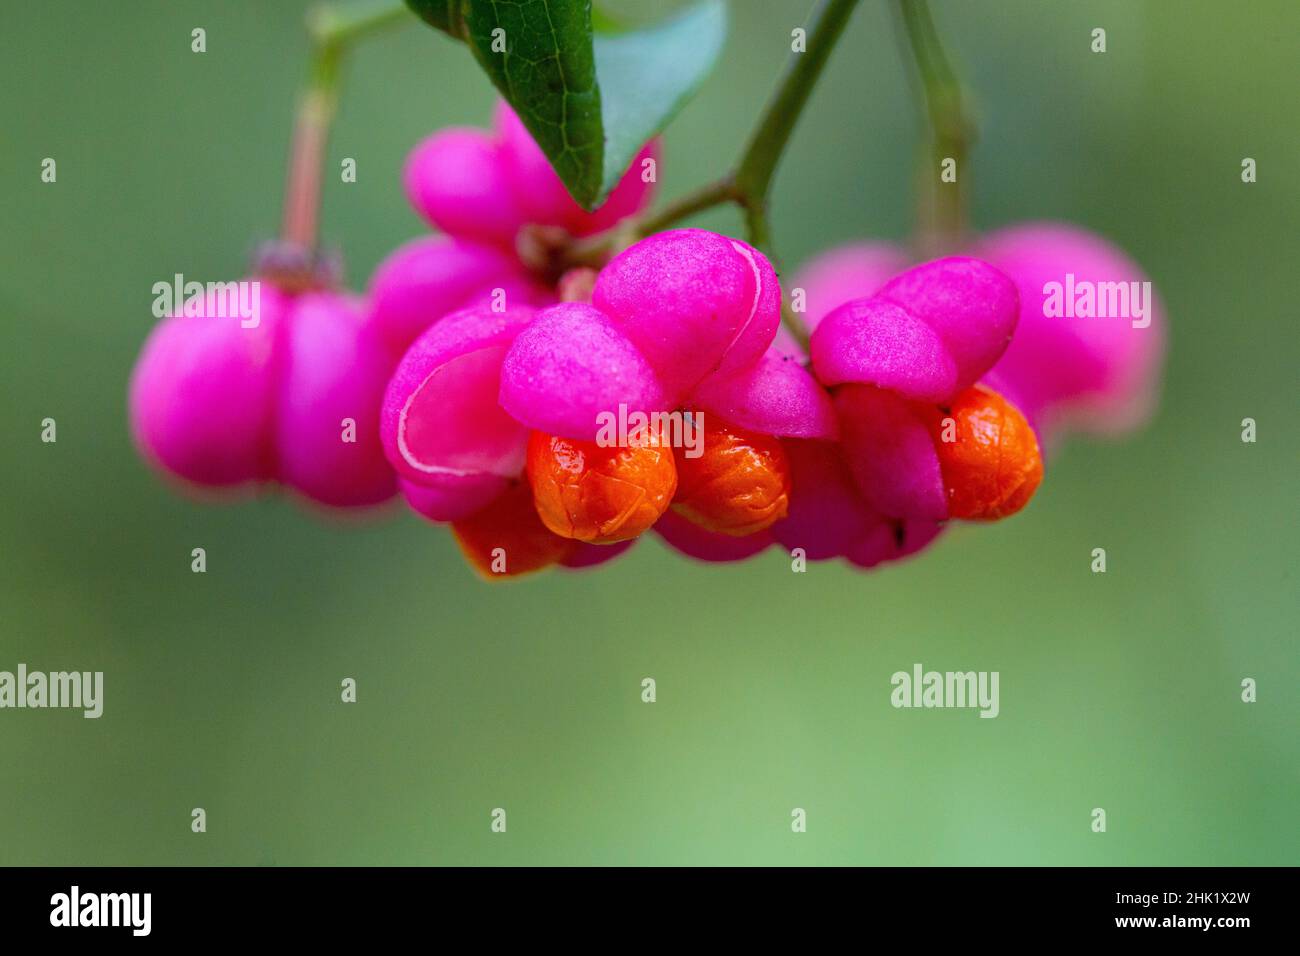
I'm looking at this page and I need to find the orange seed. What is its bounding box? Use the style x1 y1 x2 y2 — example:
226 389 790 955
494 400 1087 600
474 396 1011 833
525 428 677 544
927 385 1043 521
671 416 791 536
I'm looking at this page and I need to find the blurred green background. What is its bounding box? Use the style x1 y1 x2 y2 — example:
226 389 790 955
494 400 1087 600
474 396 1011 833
2 0 1296 866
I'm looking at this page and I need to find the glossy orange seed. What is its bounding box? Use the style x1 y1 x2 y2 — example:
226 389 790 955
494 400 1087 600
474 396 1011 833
927 385 1043 521
671 416 791 537
525 427 678 544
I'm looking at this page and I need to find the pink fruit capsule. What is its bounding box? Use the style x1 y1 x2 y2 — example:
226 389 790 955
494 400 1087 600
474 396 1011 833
381 306 536 486
403 127 523 248
367 235 543 356
493 102 658 238
129 280 290 487
274 292 397 508
591 228 781 397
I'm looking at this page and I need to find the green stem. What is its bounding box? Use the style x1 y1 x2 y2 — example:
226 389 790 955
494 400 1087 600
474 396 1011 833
731 0 860 237
281 0 412 247
633 178 739 239
895 0 972 256
720 0 861 345
307 0 412 48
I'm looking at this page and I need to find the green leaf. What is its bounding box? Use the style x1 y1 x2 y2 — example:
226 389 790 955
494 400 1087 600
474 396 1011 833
406 0 728 211
461 0 604 208
592 0 727 204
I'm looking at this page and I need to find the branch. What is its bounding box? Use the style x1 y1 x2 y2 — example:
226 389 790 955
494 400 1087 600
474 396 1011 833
280 1 412 249
895 0 973 255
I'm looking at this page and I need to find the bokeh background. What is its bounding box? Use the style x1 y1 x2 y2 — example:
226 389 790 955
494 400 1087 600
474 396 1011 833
1 0 1296 865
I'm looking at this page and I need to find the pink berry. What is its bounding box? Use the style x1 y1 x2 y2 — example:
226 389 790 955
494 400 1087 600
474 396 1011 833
791 243 907 333
653 509 773 563
769 439 881 560
403 128 523 248
978 222 1165 435
592 228 781 397
795 225 1165 442
690 348 838 440
399 475 510 523
810 257 1019 404
368 103 661 380
493 102 658 238
812 298 957 403
367 235 543 356
833 384 947 521
875 256 1020 397
769 439 946 568
130 281 400 509
129 281 291 487
498 301 669 440
493 230 790 441
845 518 944 569
274 292 397 507
401 102 658 251
381 306 536 486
